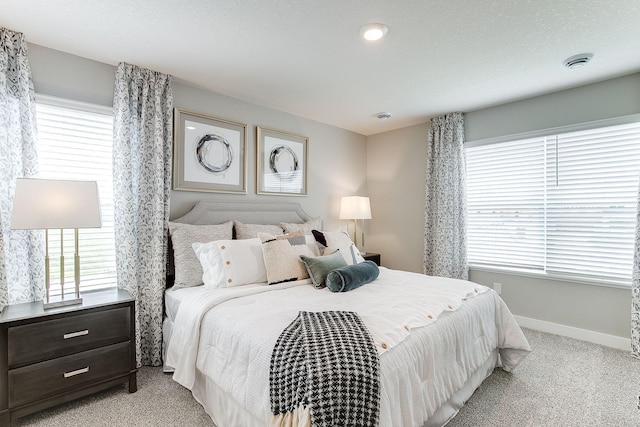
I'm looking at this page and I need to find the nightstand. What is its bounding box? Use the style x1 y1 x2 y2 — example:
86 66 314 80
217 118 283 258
363 252 381 266
0 289 136 426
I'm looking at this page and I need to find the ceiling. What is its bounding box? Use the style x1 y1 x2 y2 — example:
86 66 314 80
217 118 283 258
3 0 640 136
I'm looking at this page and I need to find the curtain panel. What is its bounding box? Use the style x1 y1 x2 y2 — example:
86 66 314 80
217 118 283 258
423 112 468 280
113 62 172 366
0 27 44 311
632 179 640 357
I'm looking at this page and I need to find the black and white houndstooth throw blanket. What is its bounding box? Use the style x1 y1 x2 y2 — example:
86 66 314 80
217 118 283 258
270 311 380 427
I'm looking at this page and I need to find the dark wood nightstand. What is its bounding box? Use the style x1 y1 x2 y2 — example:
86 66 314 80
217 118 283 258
0 289 136 426
363 252 381 266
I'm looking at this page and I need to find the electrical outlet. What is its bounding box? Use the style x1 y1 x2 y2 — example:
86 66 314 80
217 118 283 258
493 282 502 295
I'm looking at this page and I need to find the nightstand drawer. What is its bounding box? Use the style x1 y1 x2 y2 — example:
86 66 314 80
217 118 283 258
8 307 131 367
8 341 131 407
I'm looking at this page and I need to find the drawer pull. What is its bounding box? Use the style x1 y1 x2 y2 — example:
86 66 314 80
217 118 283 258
63 329 89 339
64 367 89 378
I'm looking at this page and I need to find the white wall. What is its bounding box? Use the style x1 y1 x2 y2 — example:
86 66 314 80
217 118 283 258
27 43 367 228
366 73 640 339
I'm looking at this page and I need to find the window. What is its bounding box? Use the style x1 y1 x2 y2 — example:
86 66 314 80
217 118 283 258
36 96 116 294
466 119 640 286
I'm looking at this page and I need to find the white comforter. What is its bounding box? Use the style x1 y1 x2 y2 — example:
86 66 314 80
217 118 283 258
166 267 530 426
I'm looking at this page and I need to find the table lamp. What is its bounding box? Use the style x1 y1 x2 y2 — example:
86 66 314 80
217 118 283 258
11 178 102 309
339 196 371 253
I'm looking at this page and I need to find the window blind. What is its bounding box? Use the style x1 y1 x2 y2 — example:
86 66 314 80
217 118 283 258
36 101 117 294
466 121 640 285
466 137 546 270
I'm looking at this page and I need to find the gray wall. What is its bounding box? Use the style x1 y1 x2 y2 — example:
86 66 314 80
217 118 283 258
28 44 367 229
27 41 640 339
465 73 640 142
366 73 640 339
366 122 428 272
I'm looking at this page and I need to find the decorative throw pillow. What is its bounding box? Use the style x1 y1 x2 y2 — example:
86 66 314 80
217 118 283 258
234 221 284 239
258 231 318 285
300 249 348 289
326 260 380 292
280 217 322 235
311 229 365 265
192 238 267 288
168 221 233 288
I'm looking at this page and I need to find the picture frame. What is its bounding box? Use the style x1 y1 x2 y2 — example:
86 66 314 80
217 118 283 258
257 127 308 196
173 108 247 193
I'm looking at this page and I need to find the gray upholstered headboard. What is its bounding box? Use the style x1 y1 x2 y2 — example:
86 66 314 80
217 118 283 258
171 200 313 225
166 201 315 286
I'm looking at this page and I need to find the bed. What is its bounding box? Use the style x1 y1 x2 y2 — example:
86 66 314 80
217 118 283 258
163 201 531 427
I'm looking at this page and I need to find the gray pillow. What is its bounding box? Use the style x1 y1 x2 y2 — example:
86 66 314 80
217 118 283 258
280 217 322 235
234 221 284 239
300 249 347 289
169 221 233 288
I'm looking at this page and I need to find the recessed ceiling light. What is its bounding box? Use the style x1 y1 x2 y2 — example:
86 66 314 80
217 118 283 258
186 126 196 130
360 23 388 41
376 112 392 120
563 53 594 69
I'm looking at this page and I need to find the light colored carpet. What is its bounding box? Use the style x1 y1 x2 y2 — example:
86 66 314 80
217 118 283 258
13 328 640 426
448 328 640 427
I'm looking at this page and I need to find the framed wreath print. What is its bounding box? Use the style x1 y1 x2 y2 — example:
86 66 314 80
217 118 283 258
173 108 247 193
257 127 308 196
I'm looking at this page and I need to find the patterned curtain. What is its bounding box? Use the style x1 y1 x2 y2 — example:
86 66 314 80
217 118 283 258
113 62 172 366
632 179 640 357
0 27 44 311
423 112 468 280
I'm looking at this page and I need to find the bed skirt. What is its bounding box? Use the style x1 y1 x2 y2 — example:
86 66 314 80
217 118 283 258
162 317 174 373
188 349 499 427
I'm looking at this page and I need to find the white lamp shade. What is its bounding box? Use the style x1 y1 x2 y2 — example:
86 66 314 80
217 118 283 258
11 178 102 230
339 196 372 220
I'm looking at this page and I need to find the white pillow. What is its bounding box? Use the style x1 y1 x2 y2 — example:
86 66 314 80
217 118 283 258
311 230 365 265
168 221 233 288
192 238 267 288
258 231 319 285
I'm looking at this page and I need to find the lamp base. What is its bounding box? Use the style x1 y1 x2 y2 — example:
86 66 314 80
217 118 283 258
43 296 83 310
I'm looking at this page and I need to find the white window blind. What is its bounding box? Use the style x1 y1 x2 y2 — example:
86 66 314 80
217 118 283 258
466 137 547 271
466 121 640 285
36 99 117 294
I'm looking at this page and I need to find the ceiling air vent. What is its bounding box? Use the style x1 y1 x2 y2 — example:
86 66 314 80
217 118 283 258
563 53 593 69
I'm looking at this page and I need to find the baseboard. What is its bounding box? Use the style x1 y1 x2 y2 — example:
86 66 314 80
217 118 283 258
514 315 630 351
